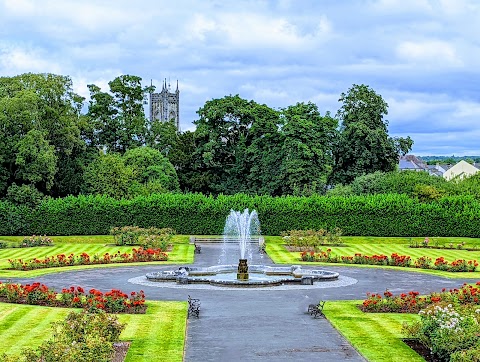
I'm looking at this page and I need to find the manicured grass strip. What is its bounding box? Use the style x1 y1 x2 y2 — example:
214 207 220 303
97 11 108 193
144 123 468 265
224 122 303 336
0 304 71 355
167 243 194 264
265 241 299 264
266 236 480 278
324 300 422 362
0 301 187 361
0 236 194 278
0 234 191 245
120 301 187 362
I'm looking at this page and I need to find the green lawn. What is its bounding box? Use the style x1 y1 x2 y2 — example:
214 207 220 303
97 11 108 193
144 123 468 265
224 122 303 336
265 235 480 278
324 300 422 362
0 301 187 361
0 235 194 278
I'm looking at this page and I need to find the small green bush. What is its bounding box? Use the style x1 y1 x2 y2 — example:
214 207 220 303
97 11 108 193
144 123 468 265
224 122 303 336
281 228 342 249
404 303 480 361
110 226 142 246
110 226 175 250
0 310 125 362
20 235 53 247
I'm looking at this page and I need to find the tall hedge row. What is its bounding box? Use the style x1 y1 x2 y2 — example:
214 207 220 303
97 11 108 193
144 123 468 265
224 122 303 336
1 193 480 237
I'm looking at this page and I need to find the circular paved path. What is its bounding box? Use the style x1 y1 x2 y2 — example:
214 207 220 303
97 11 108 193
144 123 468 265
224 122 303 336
8 244 479 361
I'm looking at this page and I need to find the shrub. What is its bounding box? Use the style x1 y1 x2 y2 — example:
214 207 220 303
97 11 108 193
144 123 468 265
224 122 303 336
362 290 428 313
282 228 342 249
20 235 53 247
450 347 480 362
110 226 142 245
4 193 480 237
8 310 126 362
405 304 480 361
110 226 175 250
389 253 411 267
140 227 175 250
414 256 432 269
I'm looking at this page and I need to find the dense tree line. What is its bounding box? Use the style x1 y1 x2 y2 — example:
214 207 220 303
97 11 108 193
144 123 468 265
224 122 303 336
0 73 416 204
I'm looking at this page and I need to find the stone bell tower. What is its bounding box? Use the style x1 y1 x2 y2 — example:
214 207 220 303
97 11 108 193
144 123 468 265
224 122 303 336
149 79 180 130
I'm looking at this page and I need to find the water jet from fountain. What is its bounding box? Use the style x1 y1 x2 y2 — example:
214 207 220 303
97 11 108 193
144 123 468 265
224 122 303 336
223 209 260 280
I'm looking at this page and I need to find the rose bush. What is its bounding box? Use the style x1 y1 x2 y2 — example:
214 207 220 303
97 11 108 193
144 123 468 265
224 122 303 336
300 252 478 272
0 281 146 313
8 247 168 270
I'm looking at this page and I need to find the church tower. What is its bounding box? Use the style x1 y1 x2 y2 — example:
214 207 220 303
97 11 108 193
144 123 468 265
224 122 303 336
149 79 180 130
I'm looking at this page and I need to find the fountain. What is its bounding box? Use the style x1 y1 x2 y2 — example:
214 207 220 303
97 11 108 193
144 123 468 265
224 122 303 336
145 209 340 287
222 209 260 280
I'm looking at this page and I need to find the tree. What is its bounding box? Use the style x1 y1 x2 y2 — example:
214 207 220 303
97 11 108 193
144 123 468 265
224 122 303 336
244 104 283 195
108 75 150 152
86 75 152 153
123 146 179 192
330 84 413 185
194 95 262 194
83 153 137 199
0 73 84 197
86 84 118 151
279 103 337 195
148 119 179 157
15 129 58 192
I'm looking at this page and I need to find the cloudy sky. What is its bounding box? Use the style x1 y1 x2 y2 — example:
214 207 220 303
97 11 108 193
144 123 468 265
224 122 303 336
1 0 479 156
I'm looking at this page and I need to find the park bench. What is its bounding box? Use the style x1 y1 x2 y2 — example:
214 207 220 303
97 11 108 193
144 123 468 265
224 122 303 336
194 244 201 254
308 300 326 318
188 295 200 318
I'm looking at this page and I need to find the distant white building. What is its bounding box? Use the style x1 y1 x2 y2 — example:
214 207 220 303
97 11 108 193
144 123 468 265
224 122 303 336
442 160 480 180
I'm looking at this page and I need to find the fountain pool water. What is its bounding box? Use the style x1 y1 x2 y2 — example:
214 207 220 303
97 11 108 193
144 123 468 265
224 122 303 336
145 209 340 287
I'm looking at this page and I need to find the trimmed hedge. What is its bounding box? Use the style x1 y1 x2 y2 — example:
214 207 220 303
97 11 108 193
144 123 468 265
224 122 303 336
1 193 480 237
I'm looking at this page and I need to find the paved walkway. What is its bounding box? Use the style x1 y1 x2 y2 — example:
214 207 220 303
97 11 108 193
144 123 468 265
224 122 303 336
9 243 479 361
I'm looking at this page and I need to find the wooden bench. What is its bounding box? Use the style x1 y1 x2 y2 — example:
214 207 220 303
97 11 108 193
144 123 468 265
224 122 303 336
308 300 326 318
188 295 200 318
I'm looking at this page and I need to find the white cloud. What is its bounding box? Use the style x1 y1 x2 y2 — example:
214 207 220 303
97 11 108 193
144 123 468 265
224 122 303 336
1 0 480 154
0 44 62 74
396 40 462 66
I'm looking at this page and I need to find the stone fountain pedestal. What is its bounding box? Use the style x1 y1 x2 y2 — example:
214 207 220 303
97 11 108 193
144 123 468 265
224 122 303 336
237 259 249 280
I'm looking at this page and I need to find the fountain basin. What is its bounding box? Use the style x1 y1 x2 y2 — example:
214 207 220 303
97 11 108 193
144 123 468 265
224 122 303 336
146 265 339 288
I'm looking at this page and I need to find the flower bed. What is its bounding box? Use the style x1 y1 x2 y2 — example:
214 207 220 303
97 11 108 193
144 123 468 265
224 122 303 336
8 247 168 270
300 250 478 272
20 234 53 247
361 282 480 313
403 302 480 360
0 281 146 313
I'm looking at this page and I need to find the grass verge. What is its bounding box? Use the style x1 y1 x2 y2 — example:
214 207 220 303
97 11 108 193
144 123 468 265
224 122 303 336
324 300 422 362
0 301 187 362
